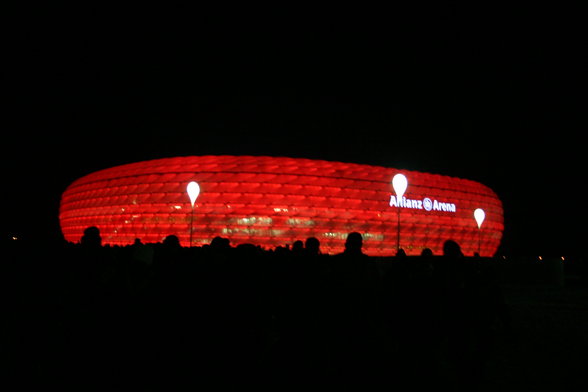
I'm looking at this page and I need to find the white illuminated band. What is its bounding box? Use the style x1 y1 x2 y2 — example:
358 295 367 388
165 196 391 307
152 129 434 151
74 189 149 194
389 195 457 213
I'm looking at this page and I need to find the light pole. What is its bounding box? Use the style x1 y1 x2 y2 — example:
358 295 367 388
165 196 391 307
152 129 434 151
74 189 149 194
392 173 408 252
187 181 200 247
474 208 485 255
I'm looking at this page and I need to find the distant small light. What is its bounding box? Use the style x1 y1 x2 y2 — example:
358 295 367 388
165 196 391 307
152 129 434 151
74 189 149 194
538 256 543 261
502 256 506 260
561 256 565 261
173 205 182 210
12 236 18 241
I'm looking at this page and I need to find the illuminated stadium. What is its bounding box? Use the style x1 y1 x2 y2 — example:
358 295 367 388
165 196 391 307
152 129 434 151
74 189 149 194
59 155 504 256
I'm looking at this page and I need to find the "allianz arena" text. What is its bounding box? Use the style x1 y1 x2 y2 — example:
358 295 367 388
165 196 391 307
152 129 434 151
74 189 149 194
389 195 457 213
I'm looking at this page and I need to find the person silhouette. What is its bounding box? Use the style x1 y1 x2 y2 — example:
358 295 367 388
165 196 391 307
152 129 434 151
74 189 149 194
80 226 102 248
329 232 380 384
209 236 231 253
443 239 463 258
433 240 478 388
341 231 366 257
304 237 321 256
162 234 181 248
421 248 433 257
291 240 304 255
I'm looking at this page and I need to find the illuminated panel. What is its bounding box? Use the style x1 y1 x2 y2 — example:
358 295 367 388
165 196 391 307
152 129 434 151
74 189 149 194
59 156 504 256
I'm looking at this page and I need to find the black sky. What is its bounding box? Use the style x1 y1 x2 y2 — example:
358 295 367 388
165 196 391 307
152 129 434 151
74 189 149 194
2 5 585 256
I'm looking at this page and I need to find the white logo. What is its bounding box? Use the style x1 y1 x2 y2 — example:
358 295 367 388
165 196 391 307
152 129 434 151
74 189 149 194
423 198 433 211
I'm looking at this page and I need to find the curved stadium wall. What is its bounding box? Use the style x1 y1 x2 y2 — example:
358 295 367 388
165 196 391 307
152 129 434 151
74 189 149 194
59 155 504 256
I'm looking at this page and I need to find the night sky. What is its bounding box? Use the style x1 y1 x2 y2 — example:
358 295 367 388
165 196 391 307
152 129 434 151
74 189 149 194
2 5 585 257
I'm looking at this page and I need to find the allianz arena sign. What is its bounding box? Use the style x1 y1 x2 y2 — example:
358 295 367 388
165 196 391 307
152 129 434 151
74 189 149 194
59 156 503 256
390 195 457 213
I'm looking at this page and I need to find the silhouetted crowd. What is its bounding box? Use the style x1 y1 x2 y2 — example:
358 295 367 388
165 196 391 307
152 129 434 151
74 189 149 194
2 227 512 390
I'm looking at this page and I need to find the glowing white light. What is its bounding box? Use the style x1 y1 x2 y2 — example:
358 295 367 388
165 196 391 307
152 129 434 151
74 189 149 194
392 173 408 201
474 208 485 229
187 181 200 208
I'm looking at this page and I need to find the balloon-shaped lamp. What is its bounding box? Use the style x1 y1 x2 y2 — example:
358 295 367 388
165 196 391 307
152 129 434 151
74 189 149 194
392 173 408 203
392 173 408 252
474 208 485 255
187 181 200 208
474 208 485 229
187 181 200 246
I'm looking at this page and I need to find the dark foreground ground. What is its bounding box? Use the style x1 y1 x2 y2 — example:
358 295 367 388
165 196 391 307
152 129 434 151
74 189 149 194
1 241 586 391
477 280 588 391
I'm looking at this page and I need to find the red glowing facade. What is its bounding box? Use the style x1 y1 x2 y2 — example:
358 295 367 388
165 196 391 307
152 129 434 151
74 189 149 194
59 156 503 256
